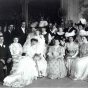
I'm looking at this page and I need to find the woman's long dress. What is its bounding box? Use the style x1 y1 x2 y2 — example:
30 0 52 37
71 43 88 80
47 45 67 79
9 43 23 74
3 44 38 87
66 43 79 75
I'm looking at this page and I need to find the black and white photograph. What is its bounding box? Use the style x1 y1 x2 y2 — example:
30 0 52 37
0 0 88 88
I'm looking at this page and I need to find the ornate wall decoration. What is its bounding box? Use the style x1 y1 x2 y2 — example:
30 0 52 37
79 0 88 21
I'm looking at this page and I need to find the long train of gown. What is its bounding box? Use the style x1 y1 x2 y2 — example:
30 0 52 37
71 56 88 80
3 56 38 87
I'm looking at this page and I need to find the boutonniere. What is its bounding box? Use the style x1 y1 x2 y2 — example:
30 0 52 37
3 45 6 48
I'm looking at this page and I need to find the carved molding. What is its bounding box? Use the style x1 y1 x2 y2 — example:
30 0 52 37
79 0 88 21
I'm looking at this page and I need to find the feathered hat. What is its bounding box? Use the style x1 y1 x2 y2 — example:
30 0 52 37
30 22 38 28
75 18 87 27
65 30 76 38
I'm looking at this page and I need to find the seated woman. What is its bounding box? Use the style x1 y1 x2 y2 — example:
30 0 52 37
3 38 39 87
65 36 79 76
9 37 22 74
47 39 67 79
70 35 88 80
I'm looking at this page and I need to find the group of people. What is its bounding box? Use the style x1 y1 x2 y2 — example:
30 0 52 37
0 17 88 87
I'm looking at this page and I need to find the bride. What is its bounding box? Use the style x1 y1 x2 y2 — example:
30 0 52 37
23 30 47 77
3 38 40 87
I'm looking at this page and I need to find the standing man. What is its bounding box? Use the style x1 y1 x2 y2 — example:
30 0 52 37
17 21 27 46
4 24 16 46
0 35 12 82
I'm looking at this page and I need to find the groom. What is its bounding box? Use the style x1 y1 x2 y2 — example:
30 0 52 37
0 35 12 82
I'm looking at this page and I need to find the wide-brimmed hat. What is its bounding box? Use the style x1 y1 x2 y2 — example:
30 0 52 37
75 18 86 27
39 20 48 28
75 21 85 28
30 22 38 28
65 30 76 38
79 18 87 25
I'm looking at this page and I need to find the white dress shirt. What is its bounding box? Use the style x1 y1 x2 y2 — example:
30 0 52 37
21 27 25 33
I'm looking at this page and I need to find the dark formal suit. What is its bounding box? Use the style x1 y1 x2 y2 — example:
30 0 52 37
17 27 27 46
4 30 16 46
0 44 11 81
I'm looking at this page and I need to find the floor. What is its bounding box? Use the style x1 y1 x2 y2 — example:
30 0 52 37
0 77 88 88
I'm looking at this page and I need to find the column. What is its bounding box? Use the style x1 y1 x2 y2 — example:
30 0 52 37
60 0 68 23
21 0 29 26
61 0 63 8
67 0 79 23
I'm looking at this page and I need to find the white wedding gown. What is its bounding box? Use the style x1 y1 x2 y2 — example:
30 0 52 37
3 43 38 87
23 35 47 77
3 56 38 87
